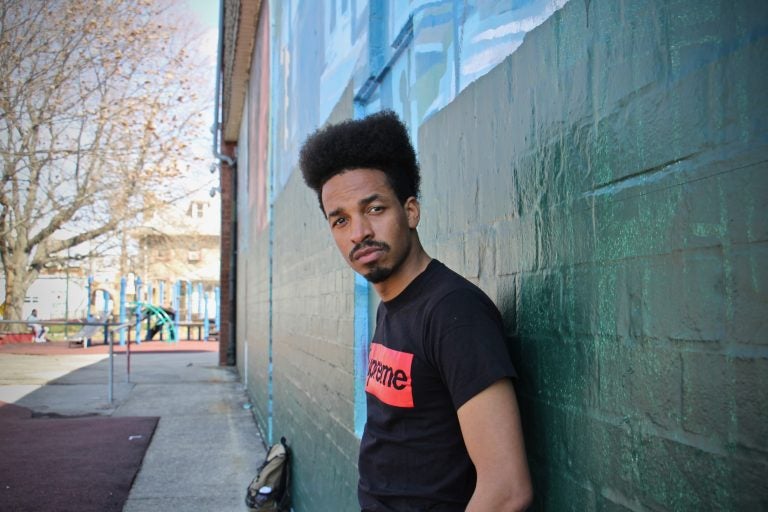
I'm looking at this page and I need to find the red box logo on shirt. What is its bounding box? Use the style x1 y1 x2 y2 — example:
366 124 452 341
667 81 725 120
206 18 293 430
366 343 414 408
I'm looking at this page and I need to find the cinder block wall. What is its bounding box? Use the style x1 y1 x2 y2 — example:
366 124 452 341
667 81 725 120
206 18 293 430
237 216 270 434
270 169 359 511
418 0 767 509
238 0 767 510
244 89 361 511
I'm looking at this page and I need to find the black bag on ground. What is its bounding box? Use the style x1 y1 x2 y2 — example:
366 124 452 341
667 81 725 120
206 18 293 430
245 437 291 511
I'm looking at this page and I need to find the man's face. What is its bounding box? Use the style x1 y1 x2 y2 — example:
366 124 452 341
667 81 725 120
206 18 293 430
321 168 419 284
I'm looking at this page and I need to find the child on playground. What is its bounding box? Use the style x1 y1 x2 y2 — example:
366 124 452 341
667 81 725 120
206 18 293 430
146 305 176 340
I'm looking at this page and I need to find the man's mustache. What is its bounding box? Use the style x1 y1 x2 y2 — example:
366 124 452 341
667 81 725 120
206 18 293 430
349 240 390 261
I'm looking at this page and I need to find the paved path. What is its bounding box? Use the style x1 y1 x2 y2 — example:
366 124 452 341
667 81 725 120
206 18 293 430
0 346 265 511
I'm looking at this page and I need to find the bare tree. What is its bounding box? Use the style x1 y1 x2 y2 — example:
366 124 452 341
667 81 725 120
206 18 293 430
0 0 210 322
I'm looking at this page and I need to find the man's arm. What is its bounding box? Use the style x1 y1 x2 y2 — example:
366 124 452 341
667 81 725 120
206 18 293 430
457 378 533 512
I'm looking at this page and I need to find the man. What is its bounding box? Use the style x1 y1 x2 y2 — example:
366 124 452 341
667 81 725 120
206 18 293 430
299 111 532 511
27 309 47 343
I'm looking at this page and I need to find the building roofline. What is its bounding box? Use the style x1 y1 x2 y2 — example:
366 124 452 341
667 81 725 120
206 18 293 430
221 0 263 142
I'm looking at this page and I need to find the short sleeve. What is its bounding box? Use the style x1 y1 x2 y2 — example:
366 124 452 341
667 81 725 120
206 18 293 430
425 289 517 409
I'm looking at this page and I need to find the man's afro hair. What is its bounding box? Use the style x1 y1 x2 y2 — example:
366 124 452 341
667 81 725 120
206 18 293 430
299 110 420 210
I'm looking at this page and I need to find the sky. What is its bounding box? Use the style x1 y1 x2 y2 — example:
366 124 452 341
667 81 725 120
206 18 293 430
186 0 220 28
171 1 221 200
186 0 220 59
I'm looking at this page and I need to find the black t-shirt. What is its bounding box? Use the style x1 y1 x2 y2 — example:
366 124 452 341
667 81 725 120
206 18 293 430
358 260 517 512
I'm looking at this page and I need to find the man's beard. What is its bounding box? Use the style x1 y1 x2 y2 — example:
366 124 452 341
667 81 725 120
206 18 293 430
364 265 394 283
350 239 409 284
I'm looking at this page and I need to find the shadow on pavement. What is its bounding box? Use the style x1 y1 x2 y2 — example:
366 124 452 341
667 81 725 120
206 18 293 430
0 349 266 512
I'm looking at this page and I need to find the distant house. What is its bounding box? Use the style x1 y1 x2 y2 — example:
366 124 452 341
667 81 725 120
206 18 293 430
134 198 220 286
128 197 220 314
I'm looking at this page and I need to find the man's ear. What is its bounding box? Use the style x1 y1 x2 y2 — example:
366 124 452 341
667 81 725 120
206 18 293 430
404 196 420 229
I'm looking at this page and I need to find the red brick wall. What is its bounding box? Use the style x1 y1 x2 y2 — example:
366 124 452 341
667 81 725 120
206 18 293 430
219 142 237 366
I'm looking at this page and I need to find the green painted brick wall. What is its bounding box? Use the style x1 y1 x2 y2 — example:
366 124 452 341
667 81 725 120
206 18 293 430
417 0 767 509
243 86 361 511
237 219 270 437
238 0 767 510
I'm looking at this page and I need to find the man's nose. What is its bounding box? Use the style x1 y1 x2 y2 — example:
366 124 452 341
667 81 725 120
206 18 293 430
350 216 373 244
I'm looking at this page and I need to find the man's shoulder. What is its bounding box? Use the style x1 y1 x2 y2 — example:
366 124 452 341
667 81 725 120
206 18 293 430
427 260 487 293
422 261 497 310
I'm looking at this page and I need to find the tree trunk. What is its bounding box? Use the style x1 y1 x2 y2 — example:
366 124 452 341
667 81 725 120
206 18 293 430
2 253 37 329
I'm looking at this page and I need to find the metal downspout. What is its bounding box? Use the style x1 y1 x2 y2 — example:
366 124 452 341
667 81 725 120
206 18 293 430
213 0 235 167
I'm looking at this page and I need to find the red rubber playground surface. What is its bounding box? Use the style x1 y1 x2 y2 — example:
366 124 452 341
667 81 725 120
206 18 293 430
0 401 159 512
0 339 219 356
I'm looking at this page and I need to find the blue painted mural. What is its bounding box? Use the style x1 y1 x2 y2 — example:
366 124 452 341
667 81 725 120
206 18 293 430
269 0 570 193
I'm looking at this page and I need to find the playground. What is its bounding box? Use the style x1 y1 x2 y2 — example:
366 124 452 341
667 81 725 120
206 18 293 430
0 276 220 347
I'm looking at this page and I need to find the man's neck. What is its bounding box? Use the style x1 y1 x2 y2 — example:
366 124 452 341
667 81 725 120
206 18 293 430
373 243 432 302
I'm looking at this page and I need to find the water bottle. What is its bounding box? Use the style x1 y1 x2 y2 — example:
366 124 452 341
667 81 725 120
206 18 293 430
254 485 273 506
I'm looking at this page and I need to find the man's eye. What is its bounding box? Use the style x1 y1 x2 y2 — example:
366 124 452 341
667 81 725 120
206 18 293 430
369 206 384 214
332 217 347 227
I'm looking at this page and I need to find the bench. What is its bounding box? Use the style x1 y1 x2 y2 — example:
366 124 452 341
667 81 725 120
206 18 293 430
178 321 213 341
125 321 212 341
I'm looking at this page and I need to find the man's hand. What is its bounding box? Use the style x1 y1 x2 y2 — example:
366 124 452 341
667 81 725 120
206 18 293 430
457 379 533 512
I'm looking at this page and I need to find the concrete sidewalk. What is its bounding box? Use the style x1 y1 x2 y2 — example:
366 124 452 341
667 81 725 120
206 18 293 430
0 348 266 511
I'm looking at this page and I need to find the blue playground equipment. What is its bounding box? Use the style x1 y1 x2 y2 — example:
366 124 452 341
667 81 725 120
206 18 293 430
130 302 178 343
85 277 220 345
